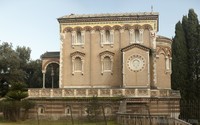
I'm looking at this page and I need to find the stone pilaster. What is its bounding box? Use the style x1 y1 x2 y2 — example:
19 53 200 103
151 30 157 88
59 32 65 88
139 29 144 43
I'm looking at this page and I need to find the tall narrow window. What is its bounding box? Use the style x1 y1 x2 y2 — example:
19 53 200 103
77 31 82 44
135 29 140 43
65 106 71 115
165 56 171 71
72 30 85 47
100 51 114 75
130 29 135 44
75 57 82 72
38 106 45 115
84 107 88 115
105 30 111 43
100 30 114 47
104 106 112 115
103 56 111 71
71 51 85 75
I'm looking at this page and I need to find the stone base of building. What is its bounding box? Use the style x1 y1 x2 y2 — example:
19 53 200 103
27 89 180 121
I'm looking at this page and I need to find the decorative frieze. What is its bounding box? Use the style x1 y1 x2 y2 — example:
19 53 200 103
53 89 62 97
137 89 149 96
112 89 122 96
28 88 180 98
125 89 135 96
41 89 51 97
77 89 86 96
100 89 110 96
65 89 74 96
88 89 98 96
159 89 169 97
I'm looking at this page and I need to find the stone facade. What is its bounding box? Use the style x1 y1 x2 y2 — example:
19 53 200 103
28 12 180 120
58 12 161 88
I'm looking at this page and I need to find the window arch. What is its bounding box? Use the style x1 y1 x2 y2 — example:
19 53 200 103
104 106 112 115
71 51 85 75
77 31 82 44
38 106 45 115
100 30 114 47
165 55 171 72
129 29 135 44
105 30 111 43
74 57 82 72
103 56 111 71
65 106 71 115
135 29 140 43
71 30 85 47
84 107 88 115
100 51 114 75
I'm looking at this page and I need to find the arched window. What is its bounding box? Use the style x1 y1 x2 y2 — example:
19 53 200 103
77 31 82 44
71 51 85 75
100 30 114 47
74 57 82 72
100 51 114 75
105 30 111 43
103 56 111 71
165 55 171 71
38 106 45 115
65 106 71 115
135 29 140 43
71 30 85 47
104 106 112 115
84 107 88 115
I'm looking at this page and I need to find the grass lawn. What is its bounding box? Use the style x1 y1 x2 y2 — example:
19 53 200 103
0 113 117 125
0 119 118 125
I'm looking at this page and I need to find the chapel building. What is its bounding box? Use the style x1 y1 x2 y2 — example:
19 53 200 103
28 12 181 123
57 12 171 89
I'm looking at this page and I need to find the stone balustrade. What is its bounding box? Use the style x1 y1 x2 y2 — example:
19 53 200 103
28 88 180 98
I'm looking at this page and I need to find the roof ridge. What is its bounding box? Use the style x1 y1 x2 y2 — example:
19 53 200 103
58 12 159 19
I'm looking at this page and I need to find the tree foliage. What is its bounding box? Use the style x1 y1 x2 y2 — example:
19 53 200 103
172 21 188 91
0 82 32 121
0 42 43 97
172 9 200 100
6 82 28 101
86 96 101 122
26 59 43 88
0 42 38 121
172 9 200 121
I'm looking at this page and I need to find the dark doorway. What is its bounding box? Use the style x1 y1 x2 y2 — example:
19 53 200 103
45 63 59 88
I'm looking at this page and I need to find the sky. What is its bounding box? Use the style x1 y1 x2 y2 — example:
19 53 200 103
0 0 200 60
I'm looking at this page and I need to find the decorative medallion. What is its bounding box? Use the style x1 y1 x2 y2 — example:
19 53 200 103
127 55 145 72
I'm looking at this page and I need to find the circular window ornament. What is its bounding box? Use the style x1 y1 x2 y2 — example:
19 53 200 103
127 55 145 72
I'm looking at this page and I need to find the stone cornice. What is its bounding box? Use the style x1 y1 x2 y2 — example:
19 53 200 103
58 12 158 24
121 44 151 52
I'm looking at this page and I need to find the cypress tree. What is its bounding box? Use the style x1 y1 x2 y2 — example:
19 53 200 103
197 25 200 100
172 21 188 98
172 9 200 121
186 9 199 100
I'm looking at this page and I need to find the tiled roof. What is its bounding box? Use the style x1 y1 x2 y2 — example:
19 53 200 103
57 12 159 24
58 12 159 19
41 51 60 58
157 35 172 41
